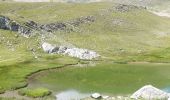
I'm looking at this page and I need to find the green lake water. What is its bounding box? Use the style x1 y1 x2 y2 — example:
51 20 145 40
28 63 170 97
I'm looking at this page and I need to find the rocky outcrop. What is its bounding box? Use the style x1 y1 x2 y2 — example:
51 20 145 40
114 4 146 12
68 16 95 27
39 16 95 32
0 16 10 30
40 22 66 32
0 15 96 37
0 16 32 37
0 15 95 37
42 42 100 60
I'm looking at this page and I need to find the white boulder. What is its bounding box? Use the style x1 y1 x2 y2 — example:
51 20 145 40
42 42 57 53
102 95 109 99
91 93 101 99
131 85 170 100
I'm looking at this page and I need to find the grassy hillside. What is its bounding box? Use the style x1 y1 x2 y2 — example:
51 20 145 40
1 2 170 62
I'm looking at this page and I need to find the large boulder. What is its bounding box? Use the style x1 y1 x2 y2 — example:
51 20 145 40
131 85 170 100
9 21 20 31
91 93 101 99
0 16 10 30
42 42 58 53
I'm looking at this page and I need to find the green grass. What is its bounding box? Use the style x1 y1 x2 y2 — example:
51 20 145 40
0 55 77 92
32 62 170 95
18 88 51 98
0 24 78 93
0 30 78 92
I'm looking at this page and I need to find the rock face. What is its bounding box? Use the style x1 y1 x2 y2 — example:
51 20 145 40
42 42 100 60
130 85 170 100
0 15 32 36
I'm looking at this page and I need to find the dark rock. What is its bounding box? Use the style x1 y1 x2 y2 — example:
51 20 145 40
58 46 68 53
0 15 95 37
0 15 32 36
9 21 20 31
40 22 66 32
69 16 95 26
51 46 60 53
115 4 145 12
0 16 10 30
25 21 38 29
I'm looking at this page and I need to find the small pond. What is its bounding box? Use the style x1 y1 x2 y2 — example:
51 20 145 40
28 63 170 99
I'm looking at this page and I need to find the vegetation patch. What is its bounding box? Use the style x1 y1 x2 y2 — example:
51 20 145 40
18 88 51 98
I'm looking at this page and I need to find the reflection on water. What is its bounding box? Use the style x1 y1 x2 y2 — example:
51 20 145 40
55 90 90 100
163 87 170 93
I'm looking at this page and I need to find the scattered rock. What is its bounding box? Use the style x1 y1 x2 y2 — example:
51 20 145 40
91 93 102 99
130 85 170 100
